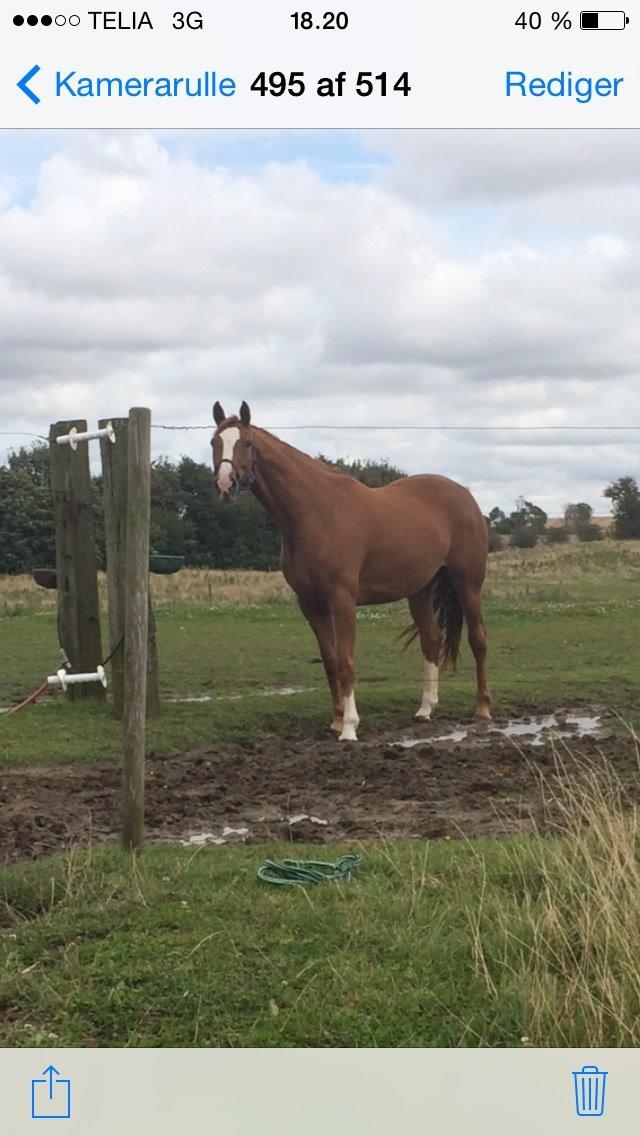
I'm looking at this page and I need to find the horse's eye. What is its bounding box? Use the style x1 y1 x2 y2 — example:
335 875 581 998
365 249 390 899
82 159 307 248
244 441 252 449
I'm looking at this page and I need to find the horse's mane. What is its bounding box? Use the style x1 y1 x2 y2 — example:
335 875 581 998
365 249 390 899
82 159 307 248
252 426 351 480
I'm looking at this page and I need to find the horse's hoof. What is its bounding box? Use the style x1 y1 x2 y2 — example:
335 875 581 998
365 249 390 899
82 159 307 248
331 720 343 734
475 708 492 721
339 728 358 742
414 709 432 722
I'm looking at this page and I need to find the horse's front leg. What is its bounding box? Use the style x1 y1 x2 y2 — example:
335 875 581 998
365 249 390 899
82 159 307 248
330 590 359 742
297 598 343 732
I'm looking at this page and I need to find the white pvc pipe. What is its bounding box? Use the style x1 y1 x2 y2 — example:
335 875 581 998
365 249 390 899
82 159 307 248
56 422 116 450
47 665 108 692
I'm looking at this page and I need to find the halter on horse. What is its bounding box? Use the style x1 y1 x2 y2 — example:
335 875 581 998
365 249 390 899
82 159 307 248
212 401 490 741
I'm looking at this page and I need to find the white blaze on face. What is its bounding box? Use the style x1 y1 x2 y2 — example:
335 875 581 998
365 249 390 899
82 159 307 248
217 426 240 494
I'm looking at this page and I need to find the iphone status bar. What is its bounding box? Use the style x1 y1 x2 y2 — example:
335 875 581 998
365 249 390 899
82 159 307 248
2 3 638 128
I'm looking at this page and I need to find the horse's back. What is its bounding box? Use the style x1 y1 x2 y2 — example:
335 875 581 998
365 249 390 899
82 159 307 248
378 472 471 502
376 474 485 533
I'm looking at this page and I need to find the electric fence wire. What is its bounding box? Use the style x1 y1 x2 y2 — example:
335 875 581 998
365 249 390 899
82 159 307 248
2 425 640 443
152 423 640 432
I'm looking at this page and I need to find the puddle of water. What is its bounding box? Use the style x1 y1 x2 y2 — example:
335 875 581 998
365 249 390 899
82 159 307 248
494 713 602 747
497 714 557 741
182 825 249 846
288 813 329 826
391 713 603 751
7 685 313 712
169 686 314 705
566 714 603 735
167 695 212 704
262 686 310 697
434 729 469 743
393 729 468 749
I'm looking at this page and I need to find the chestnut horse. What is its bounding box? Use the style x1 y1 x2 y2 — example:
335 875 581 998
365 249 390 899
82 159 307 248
212 401 491 741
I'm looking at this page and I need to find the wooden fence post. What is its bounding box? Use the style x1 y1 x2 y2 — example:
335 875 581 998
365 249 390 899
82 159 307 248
146 595 161 717
49 420 104 701
100 417 129 718
121 407 151 850
101 416 160 720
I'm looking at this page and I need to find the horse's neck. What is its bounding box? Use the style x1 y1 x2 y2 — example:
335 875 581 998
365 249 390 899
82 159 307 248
251 429 326 535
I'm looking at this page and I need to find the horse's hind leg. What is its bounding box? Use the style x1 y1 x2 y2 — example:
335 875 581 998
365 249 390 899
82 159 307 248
408 585 442 721
451 576 491 719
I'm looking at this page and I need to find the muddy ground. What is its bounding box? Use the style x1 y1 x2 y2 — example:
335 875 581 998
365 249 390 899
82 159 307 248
1 710 637 862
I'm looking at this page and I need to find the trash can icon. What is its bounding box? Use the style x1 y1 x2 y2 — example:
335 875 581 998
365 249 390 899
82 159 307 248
573 1065 607 1117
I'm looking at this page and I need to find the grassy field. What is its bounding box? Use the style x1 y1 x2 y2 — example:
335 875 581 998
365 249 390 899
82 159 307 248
1 541 639 1047
3 763 640 1048
1 541 639 766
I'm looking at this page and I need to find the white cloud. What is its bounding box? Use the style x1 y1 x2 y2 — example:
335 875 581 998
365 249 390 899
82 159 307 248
372 129 640 207
1 129 638 515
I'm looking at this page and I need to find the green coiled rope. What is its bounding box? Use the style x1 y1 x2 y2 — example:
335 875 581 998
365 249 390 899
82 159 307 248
257 853 363 886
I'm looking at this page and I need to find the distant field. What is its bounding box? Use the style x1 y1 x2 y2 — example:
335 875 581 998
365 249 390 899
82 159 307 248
0 567 291 617
1 539 638 615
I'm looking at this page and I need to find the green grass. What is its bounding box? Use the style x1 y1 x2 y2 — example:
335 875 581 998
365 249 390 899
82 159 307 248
4 781 640 1050
0 838 592 1048
1 583 638 767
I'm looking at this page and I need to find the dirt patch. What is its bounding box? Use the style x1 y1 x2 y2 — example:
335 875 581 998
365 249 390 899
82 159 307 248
0 710 636 861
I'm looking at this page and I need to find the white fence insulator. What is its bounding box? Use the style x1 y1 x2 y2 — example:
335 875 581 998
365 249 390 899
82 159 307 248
47 665 108 692
56 422 116 450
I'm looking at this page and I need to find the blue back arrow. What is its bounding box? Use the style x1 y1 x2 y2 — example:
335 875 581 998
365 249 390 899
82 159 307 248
18 64 41 104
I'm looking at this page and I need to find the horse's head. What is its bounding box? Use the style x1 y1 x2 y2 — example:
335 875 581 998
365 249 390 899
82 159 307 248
211 401 255 502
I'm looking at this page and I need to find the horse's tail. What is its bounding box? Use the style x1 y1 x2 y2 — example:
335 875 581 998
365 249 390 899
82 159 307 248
433 568 464 669
398 567 464 670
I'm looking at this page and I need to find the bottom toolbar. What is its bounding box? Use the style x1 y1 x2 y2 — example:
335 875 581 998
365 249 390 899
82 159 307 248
1 1049 638 1134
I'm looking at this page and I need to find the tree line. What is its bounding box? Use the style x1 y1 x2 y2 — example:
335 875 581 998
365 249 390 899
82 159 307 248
0 444 406 574
487 481 640 550
1 443 639 574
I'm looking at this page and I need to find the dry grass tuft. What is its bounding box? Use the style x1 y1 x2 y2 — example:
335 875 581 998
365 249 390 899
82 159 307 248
471 727 640 1046
148 569 293 608
0 568 293 615
486 539 640 583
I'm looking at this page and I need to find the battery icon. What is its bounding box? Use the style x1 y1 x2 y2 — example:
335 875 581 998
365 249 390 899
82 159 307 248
580 10 629 28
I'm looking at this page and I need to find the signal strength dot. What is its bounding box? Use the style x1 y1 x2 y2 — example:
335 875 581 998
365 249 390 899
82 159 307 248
12 13 54 25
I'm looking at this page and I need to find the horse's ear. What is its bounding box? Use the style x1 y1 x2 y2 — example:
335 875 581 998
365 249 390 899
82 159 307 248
239 401 251 426
213 401 225 425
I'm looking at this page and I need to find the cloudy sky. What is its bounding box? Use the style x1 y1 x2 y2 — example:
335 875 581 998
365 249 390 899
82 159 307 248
1 129 639 515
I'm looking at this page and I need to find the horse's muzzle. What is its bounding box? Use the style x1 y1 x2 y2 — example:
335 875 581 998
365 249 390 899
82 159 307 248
217 480 238 503
216 459 238 501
